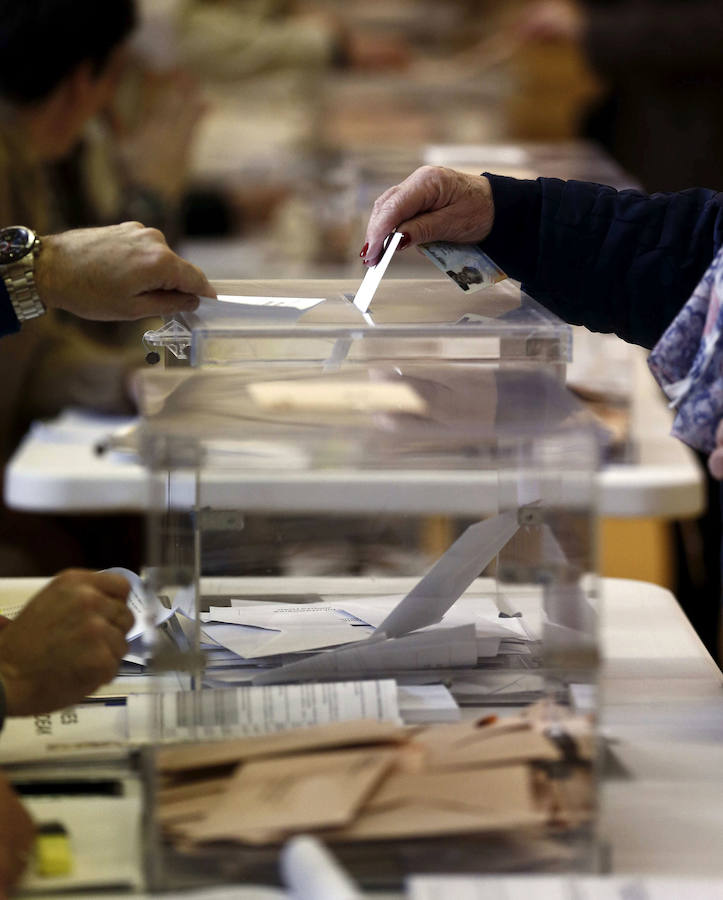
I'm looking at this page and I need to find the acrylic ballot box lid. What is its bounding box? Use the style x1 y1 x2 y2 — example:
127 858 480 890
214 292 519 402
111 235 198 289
143 277 571 372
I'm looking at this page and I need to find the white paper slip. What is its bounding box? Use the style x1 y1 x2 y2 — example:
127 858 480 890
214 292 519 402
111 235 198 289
397 683 461 723
204 604 362 629
0 703 128 764
127 680 401 742
215 295 325 311
373 511 520 639
200 604 372 656
353 230 404 312
407 876 723 900
103 566 177 643
248 625 372 658
281 836 362 900
253 624 479 685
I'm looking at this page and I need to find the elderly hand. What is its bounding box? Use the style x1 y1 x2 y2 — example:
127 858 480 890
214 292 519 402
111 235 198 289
0 570 134 715
708 420 723 479
36 222 215 321
360 166 495 266
0 774 34 896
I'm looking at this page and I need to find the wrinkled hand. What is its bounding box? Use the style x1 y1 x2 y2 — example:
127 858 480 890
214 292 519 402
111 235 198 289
360 166 495 266
0 570 134 715
708 420 723 479
36 222 215 321
0 774 34 897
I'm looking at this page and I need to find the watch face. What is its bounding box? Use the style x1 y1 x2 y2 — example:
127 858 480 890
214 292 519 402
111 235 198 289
0 226 34 264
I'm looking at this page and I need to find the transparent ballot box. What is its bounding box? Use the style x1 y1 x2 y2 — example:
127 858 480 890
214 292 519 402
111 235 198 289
142 277 571 376
135 362 603 889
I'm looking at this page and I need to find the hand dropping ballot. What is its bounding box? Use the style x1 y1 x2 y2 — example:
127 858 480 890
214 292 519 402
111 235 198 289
355 230 506 313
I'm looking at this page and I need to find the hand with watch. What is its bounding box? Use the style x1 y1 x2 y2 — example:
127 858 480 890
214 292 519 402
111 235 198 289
0 226 45 326
0 221 215 335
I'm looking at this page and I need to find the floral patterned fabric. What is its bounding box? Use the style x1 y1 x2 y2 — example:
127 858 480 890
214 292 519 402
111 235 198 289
648 245 723 453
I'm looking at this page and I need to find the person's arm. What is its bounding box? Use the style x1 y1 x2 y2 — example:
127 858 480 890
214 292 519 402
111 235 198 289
0 774 34 894
0 570 134 716
35 221 214 321
482 174 723 348
362 166 723 349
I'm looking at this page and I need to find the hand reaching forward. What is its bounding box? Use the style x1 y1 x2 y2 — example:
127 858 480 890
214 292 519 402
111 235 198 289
0 774 34 897
0 570 134 715
36 222 215 321
361 166 495 266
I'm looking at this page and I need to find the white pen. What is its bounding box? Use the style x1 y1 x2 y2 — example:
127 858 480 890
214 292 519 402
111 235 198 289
280 834 362 900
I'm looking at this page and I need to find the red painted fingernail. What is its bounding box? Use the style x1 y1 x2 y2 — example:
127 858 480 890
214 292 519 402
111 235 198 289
359 242 369 258
398 233 411 250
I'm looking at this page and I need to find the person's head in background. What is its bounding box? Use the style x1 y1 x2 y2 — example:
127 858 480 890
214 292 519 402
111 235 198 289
0 0 136 161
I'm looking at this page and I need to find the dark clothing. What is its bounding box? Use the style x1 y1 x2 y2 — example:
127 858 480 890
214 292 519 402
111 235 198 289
482 172 723 665
0 279 18 337
482 173 723 348
580 0 723 192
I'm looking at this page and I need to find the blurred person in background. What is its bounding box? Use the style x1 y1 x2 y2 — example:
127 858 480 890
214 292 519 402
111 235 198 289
516 0 723 661
172 0 411 82
0 0 202 575
516 0 723 192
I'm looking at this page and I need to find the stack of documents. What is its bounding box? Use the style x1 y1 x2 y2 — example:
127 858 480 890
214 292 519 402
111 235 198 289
155 706 593 850
0 680 459 765
192 591 533 686
155 512 539 686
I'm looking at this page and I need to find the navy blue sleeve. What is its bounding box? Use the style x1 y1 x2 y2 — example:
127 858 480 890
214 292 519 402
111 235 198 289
481 174 723 349
0 277 20 337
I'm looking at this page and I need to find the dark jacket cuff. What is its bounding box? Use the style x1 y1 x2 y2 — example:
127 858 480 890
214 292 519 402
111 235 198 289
479 172 544 285
0 278 20 338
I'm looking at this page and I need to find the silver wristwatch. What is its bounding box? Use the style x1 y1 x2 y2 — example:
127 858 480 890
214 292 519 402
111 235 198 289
0 225 46 322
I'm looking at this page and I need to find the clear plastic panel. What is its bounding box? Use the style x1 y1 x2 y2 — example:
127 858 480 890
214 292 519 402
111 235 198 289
136 364 601 888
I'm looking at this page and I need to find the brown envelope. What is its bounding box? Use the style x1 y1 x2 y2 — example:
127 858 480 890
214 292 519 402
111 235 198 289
157 775 230 827
157 719 408 774
415 717 561 770
328 765 545 841
182 746 398 845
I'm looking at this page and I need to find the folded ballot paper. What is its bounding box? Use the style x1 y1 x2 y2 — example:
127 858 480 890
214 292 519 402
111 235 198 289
155 704 593 849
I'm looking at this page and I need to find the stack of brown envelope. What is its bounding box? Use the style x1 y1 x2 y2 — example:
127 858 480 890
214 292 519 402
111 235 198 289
155 710 593 850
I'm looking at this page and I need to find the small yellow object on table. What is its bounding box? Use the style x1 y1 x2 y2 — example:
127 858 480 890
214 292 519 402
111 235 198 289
34 821 72 878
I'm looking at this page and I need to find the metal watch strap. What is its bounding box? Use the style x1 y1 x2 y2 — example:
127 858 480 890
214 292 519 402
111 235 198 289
4 238 45 322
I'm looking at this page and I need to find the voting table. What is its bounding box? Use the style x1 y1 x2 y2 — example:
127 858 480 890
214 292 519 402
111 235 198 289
5 575 722 898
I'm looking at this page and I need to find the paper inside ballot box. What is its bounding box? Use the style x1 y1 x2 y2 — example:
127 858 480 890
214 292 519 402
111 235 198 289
327 765 544 841
415 716 562 769
156 719 409 774
182 746 398 845
246 379 427 415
